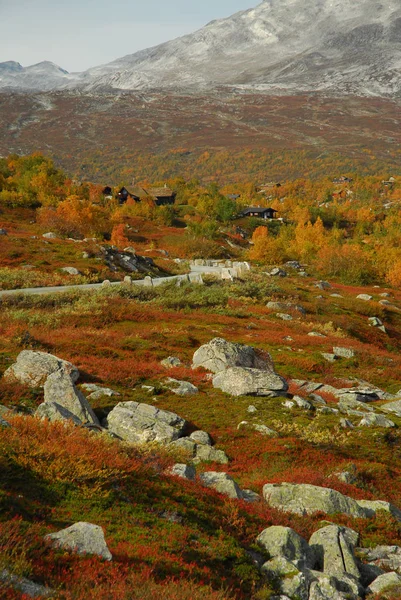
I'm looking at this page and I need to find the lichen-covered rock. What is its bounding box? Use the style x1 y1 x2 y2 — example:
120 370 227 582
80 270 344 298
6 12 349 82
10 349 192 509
189 430 212 445
0 569 53 598
164 378 198 396
35 401 83 425
192 337 272 374
200 472 243 499
358 545 401 574
44 369 98 425
160 356 182 368
308 574 350 600
257 526 315 569
309 525 360 579
359 413 395 428
3 350 79 387
366 571 401 596
168 463 196 480
194 444 229 464
104 401 187 444
81 383 120 400
261 557 312 600
44 522 112 561
355 499 401 522
262 483 368 518
213 367 288 397
381 399 401 416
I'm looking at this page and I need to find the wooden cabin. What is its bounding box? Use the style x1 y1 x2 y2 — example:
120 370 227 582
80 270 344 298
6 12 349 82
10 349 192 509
147 186 177 206
241 207 278 219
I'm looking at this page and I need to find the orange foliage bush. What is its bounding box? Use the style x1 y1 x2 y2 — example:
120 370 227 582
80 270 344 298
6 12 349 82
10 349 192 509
110 223 130 248
37 196 111 238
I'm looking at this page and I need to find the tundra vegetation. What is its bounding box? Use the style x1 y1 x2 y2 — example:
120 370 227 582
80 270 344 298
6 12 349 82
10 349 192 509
2 154 401 599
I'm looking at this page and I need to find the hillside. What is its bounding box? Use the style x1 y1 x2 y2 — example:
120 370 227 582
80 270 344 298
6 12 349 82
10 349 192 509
3 155 401 598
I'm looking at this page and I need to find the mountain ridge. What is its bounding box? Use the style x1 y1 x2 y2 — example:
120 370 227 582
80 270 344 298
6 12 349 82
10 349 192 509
2 0 401 96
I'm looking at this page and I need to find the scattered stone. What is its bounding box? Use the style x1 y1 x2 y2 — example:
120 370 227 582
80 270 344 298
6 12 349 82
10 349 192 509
267 301 287 311
366 572 401 596
262 483 369 518
0 569 53 598
189 430 212 445
337 389 379 403
380 292 391 298
0 228 7 236
359 545 401 574
283 400 295 409
277 313 293 321
355 500 401 522
42 232 57 239
316 281 331 290
164 378 198 396
308 332 327 338
310 393 326 405
293 396 313 410
317 407 339 415
339 418 354 429
257 526 315 569
270 267 287 277
44 368 99 425
44 522 112 561
285 261 301 269
241 489 261 503
321 353 338 363
330 294 343 298
237 421 278 437
380 399 401 417
104 401 187 445
357 294 372 301
213 366 288 397
194 444 229 464
0 416 10 428
61 266 81 276
3 350 79 387
247 405 257 413
333 347 355 359
168 437 197 457
200 472 243 499
368 317 386 332
102 280 111 287
261 557 312 600
141 385 155 394
359 413 395 428
169 463 196 480
333 467 358 485
192 337 272 374
160 356 182 368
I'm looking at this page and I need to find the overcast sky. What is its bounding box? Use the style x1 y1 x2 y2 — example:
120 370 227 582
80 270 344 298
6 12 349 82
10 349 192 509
1 0 255 72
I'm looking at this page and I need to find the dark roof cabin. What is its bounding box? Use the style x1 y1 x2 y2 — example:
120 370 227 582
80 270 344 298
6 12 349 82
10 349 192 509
117 186 149 205
148 186 176 206
241 207 278 219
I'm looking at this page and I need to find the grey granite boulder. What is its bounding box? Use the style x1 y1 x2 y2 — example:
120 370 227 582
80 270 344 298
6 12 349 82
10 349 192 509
381 398 401 417
81 383 120 400
0 569 53 598
164 378 198 396
168 463 196 480
355 500 401 522
160 356 182 368
261 557 311 600
189 430 212 445
308 574 350 599
262 483 368 518
358 545 401 573
35 401 83 425
200 472 243 499
192 337 272 374
213 367 288 397
44 522 112 561
359 413 395 428
257 526 315 569
366 571 401 596
44 369 99 425
3 350 79 387
309 525 360 579
104 401 187 444
193 444 229 464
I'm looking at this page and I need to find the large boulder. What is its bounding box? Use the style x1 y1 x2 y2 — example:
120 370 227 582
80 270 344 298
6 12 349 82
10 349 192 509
257 526 315 569
3 350 79 387
309 525 360 579
192 337 272 374
44 369 99 425
355 499 401 522
262 483 368 518
261 557 312 600
104 401 187 445
35 401 83 426
366 572 401 596
0 569 53 598
44 522 112 561
212 367 288 397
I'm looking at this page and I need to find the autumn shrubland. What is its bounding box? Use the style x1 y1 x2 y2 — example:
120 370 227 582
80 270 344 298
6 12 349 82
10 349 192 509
2 154 401 597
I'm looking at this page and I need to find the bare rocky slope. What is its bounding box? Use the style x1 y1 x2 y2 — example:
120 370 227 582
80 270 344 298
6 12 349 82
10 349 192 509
2 0 401 96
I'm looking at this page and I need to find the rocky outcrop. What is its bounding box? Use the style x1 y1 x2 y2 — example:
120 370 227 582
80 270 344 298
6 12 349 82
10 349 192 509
44 522 112 561
43 368 99 425
35 401 83 425
3 350 79 387
192 337 272 374
104 401 187 444
309 525 360 580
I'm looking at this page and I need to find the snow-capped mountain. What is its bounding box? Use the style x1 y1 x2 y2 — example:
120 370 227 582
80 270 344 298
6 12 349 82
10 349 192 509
0 61 71 91
2 0 401 96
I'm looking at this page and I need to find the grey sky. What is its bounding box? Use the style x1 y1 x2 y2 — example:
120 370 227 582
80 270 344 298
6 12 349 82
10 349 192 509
1 0 255 72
